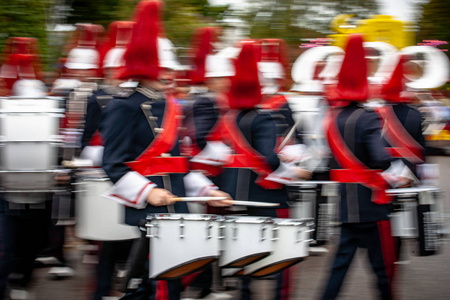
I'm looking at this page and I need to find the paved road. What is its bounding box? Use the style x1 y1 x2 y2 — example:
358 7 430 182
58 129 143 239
23 156 450 300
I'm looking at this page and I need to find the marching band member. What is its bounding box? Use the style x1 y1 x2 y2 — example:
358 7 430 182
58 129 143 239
378 55 426 261
0 37 43 94
215 41 309 300
258 39 299 142
185 28 235 300
321 35 407 300
51 24 103 96
81 21 135 164
79 21 136 300
100 1 229 299
0 53 52 300
378 55 426 174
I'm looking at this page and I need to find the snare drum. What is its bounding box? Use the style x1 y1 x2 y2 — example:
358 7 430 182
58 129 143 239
74 170 140 241
219 216 274 268
288 181 338 245
245 218 314 277
0 97 64 201
387 186 441 256
146 214 221 280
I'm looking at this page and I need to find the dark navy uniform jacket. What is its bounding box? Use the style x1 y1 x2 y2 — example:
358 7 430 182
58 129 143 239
81 86 117 149
332 103 392 223
101 87 188 226
192 94 219 150
385 103 425 175
268 100 302 143
192 95 289 215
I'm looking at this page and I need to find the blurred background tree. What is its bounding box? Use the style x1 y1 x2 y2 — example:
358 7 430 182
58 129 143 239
0 0 48 61
242 0 379 60
417 0 450 56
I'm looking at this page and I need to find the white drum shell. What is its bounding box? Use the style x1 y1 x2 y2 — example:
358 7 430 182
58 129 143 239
147 214 220 279
0 97 63 193
2 143 58 170
388 187 440 238
390 202 418 238
245 219 311 276
75 177 140 241
219 216 273 268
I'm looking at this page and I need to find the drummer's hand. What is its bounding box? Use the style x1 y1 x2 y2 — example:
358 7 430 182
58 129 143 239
147 188 175 206
54 173 71 185
207 189 232 207
396 177 413 188
293 167 312 180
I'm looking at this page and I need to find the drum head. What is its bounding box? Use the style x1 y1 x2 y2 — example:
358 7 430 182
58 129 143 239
152 257 217 280
248 258 303 278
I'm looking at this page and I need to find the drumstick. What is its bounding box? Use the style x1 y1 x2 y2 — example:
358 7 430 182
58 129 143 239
224 200 280 207
171 197 228 202
171 197 279 207
278 118 301 151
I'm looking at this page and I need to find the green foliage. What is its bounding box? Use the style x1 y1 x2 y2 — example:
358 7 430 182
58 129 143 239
417 0 450 55
0 0 48 60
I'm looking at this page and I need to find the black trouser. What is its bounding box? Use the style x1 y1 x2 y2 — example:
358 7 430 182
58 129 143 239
322 221 397 300
94 239 134 300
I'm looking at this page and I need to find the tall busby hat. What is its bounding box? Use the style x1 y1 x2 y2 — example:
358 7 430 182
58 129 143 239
326 34 369 103
381 55 410 103
189 27 219 84
100 21 134 70
228 41 262 110
120 0 161 80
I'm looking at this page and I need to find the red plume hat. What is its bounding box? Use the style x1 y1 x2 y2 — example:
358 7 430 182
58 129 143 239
228 42 262 110
381 55 410 103
120 1 161 80
326 34 369 103
260 39 289 75
189 27 219 84
99 21 134 71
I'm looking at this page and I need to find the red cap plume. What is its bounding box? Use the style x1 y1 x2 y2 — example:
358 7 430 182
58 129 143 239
228 42 262 110
120 1 161 80
11 54 39 79
326 34 368 103
0 38 42 89
98 21 134 71
76 24 104 48
381 55 410 103
132 0 165 37
189 27 218 84
260 39 289 75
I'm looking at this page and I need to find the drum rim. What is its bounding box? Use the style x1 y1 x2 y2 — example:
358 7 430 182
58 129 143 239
147 213 221 221
272 218 314 227
221 216 273 224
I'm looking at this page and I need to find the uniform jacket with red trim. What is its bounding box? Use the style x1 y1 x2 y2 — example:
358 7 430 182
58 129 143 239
217 109 290 215
192 93 219 150
81 87 116 149
331 103 392 223
263 97 302 143
101 88 188 226
383 103 425 175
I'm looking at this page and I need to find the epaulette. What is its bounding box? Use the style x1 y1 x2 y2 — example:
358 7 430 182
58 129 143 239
99 84 123 97
115 88 136 99
136 86 165 101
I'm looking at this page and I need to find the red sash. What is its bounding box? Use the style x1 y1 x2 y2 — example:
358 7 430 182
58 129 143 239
126 96 188 176
189 94 229 176
324 108 392 205
377 105 424 164
222 110 283 189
